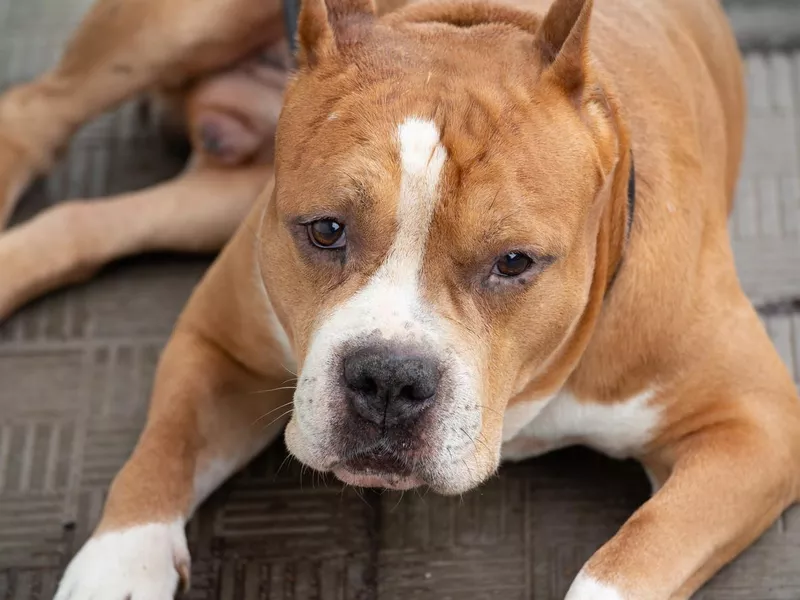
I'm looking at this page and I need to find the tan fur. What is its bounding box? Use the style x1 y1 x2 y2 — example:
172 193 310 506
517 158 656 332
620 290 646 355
0 0 798 598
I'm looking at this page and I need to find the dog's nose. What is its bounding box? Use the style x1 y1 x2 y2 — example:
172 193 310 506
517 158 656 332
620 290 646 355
343 346 440 426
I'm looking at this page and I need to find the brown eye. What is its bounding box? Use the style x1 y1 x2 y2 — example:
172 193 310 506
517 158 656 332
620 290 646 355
493 252 533 277
308 219 346 249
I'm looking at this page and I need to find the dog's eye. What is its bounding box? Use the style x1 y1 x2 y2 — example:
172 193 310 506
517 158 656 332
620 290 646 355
308 219 346 249
493 252 533 277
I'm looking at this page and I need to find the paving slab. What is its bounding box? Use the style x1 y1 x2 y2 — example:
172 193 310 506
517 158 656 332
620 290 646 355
734 51 800 306
1 0 799 598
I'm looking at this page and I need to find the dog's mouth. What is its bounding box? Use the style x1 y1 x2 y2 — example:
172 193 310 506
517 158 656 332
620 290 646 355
332 448 426 490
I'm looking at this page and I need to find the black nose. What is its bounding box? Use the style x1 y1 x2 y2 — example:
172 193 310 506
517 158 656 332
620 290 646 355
343 346 440 427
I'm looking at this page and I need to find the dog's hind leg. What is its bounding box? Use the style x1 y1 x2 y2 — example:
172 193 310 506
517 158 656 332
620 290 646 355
0 159 272 321
0 0 284 227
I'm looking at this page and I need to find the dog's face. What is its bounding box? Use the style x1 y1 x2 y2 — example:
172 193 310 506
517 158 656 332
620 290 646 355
260 0 619 493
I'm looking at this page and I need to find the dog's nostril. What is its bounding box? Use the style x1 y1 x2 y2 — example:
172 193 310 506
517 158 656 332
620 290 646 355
399 384 416 401
351 374 377 395
403 369 437 401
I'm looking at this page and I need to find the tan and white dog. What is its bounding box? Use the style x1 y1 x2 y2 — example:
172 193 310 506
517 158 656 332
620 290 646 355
0 0 798 598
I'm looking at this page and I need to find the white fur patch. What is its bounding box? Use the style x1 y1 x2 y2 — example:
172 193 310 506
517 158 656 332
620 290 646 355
501 393 555 442
55 519 189 600
566 571 625 600
502 388 661 461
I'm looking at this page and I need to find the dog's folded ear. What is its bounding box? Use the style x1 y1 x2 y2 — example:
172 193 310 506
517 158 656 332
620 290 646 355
297 0 378 67
533 0 593 104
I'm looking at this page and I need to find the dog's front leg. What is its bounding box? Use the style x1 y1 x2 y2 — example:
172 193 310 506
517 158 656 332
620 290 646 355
0 0 283 226
565 418 799 600
53 190 295 599
55 327 293 600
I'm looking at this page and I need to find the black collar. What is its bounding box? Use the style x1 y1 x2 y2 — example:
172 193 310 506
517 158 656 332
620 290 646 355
607 153 636 290
626 152 636 241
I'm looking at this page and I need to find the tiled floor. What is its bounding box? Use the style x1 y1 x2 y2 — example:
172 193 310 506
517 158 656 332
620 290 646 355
0 1 799 598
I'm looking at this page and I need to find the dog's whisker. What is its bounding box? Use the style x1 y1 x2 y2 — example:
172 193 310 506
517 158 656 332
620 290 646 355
299 463 309 491
477 403 504 418
392 489 406 512
351 485 370 507
460 426 492 454
275 452 295 480
259 408 294 432
278 362 298 378
248 385 296 395
250 401 294 426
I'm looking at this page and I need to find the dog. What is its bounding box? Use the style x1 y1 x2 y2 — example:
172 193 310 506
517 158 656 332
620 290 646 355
0 0 797 598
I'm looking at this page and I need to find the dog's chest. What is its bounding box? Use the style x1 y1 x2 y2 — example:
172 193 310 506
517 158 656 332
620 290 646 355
500 389 661 461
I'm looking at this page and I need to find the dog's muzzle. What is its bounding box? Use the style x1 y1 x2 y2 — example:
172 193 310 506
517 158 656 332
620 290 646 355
331 343 442 488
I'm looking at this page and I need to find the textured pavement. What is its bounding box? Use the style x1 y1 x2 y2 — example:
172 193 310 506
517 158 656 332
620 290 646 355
1 0 800 598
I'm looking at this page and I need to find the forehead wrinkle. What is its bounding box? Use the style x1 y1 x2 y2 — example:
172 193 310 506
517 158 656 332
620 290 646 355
342 173 375 211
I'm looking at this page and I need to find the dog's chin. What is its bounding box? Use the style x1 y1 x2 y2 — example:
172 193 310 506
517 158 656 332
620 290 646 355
285 419 499 495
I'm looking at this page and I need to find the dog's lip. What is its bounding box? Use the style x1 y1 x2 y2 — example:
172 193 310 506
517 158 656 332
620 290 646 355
331 448 426 490
332 465 425 490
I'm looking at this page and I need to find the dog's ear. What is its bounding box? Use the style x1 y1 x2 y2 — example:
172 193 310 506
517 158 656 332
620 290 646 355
533 0 593 102
297 0 378 67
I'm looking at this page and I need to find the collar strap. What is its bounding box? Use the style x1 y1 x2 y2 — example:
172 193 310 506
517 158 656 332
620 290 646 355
284 0 301 56
626 152 636 241
607 152 636 290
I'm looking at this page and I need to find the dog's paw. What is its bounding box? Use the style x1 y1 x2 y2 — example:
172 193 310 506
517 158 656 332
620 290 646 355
565 571 625 600
54 520 190 600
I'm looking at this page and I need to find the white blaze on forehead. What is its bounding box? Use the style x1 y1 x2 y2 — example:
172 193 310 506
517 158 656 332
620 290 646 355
398 117 446 178
379 117 448 284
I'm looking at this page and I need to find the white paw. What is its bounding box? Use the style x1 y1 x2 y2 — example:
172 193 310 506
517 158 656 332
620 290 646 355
565 570 625 600
54 519 190 600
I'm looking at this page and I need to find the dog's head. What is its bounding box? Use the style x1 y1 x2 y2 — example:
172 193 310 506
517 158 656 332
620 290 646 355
260 0 627 493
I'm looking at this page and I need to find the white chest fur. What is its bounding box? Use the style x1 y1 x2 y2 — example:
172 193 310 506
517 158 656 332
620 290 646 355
501 388 661 461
